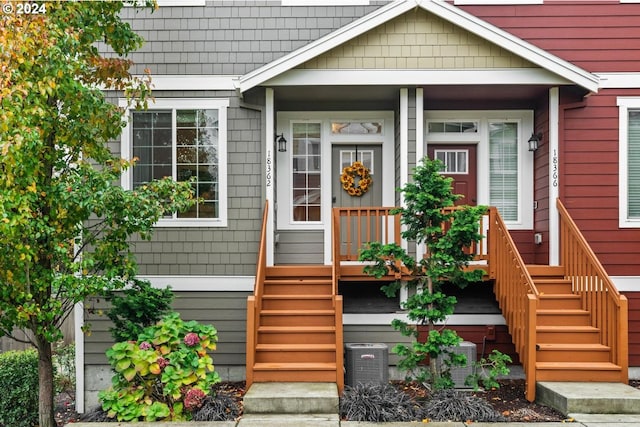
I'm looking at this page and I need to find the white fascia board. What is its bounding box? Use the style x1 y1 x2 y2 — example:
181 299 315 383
138 275 255 292
610 276 640 293
240 0 598 93
597 73 640 89
263 68 573 87
239 0 418 92
149 75 239 91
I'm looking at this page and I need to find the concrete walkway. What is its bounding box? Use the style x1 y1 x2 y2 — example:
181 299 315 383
68 413 640 426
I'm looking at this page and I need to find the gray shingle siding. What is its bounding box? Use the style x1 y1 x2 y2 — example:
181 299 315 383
119 90 263 277
106 1 390 76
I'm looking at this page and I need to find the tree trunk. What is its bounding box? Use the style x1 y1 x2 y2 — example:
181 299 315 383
36 334 56 427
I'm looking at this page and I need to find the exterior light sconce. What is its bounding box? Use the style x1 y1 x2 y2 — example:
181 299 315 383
528 132 542 152
276 134 287 152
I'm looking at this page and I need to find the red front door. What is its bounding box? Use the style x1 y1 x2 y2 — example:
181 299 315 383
427 144 477 206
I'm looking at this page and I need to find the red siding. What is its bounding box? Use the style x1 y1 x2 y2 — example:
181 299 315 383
458 3 640 73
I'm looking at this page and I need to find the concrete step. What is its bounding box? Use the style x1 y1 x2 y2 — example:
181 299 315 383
243 382 339 415
536 382 640 415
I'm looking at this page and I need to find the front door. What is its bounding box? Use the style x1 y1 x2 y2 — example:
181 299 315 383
427 144 477 206
332 144 383 260
332 145 382 208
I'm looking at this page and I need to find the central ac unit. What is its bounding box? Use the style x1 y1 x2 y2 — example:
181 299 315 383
437 341 477 388
345 343 388 386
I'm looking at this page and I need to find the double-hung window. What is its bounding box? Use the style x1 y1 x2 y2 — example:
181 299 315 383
121 98 228 227
619 97 640 227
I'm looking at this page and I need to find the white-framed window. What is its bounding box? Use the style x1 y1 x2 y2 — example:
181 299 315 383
120 98 229 227
426 110 533 229
292 122 322 223
618 97 640 227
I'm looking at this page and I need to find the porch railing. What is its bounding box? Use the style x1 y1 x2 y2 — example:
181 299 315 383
557 199 629 381
486 207 538 402
245 201 268 389
332 207 402 278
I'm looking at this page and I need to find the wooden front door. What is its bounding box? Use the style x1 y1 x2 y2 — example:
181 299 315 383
428 144 477 206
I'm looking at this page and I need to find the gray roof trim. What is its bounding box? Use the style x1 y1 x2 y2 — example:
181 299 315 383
239 0 599 93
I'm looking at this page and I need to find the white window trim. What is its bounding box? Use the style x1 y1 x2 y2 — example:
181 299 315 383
618 97 640 228
119 98 229 227
425 110 534 230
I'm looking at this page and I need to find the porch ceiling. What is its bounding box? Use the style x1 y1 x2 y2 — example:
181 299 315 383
270 84 563 110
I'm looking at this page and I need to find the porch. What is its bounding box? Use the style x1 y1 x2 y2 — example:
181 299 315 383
246 200 628 402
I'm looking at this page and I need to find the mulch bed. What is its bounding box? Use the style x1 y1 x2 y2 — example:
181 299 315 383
56 379 640 425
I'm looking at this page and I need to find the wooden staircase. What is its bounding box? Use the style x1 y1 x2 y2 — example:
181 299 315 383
247 265 344 389
528 265 624 383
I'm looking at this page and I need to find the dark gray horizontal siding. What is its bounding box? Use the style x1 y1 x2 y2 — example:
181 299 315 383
106 1 390 76
84 291 250 366
344 324 410 366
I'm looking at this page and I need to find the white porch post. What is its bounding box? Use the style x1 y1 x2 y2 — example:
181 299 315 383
549 87 560 266
265 88 275 266
400 88 409 303
415 88 425 261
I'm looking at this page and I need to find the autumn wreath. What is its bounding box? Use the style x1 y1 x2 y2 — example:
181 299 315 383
340 161 372 197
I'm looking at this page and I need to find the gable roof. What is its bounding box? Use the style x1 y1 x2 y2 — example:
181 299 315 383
239 0 599 93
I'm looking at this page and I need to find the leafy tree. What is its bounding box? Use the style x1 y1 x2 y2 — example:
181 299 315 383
360 158 486 389
0 2 196 426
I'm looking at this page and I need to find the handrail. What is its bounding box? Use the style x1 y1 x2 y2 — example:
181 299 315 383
246 201 269 389
487 207 538 402
557 199 629 381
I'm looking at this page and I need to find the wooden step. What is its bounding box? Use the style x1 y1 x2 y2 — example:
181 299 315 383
260 310 336 326
258 326 336 344
536 343 611 363
263 279 332 295
527 265 565 278
261 295 333 310
266 265 332 278
538 294 582 310
252 362 338 382
534 279 573 294
536 309 591 326
536 362 622 382
536 325 600 344
255 344 337 363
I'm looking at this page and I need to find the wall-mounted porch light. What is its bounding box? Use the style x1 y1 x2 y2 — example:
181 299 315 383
528 132 542 152
276 134 287 152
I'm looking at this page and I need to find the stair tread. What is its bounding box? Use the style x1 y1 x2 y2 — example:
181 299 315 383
537 325 598 331
265 279 332 284
536 361 621 370
537 309 589 314
256 344 336 351
538 293 580 298
534 278 572 284
261 309 335 315
254 362 336 370
259 326 336 332
263 295 332 299
537 343 610 350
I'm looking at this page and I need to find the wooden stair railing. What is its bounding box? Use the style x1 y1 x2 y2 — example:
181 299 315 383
486 207 539 402
557 199 629 382
246 201 268 389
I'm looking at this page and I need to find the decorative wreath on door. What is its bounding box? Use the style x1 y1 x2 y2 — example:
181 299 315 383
340 161 372 197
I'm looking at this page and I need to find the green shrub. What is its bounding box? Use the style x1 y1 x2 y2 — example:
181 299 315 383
106 279 175 342
0 349 40 427
53 341 76 393
99 313 220 422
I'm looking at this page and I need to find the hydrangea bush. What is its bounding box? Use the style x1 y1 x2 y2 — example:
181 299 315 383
99 313 220 421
